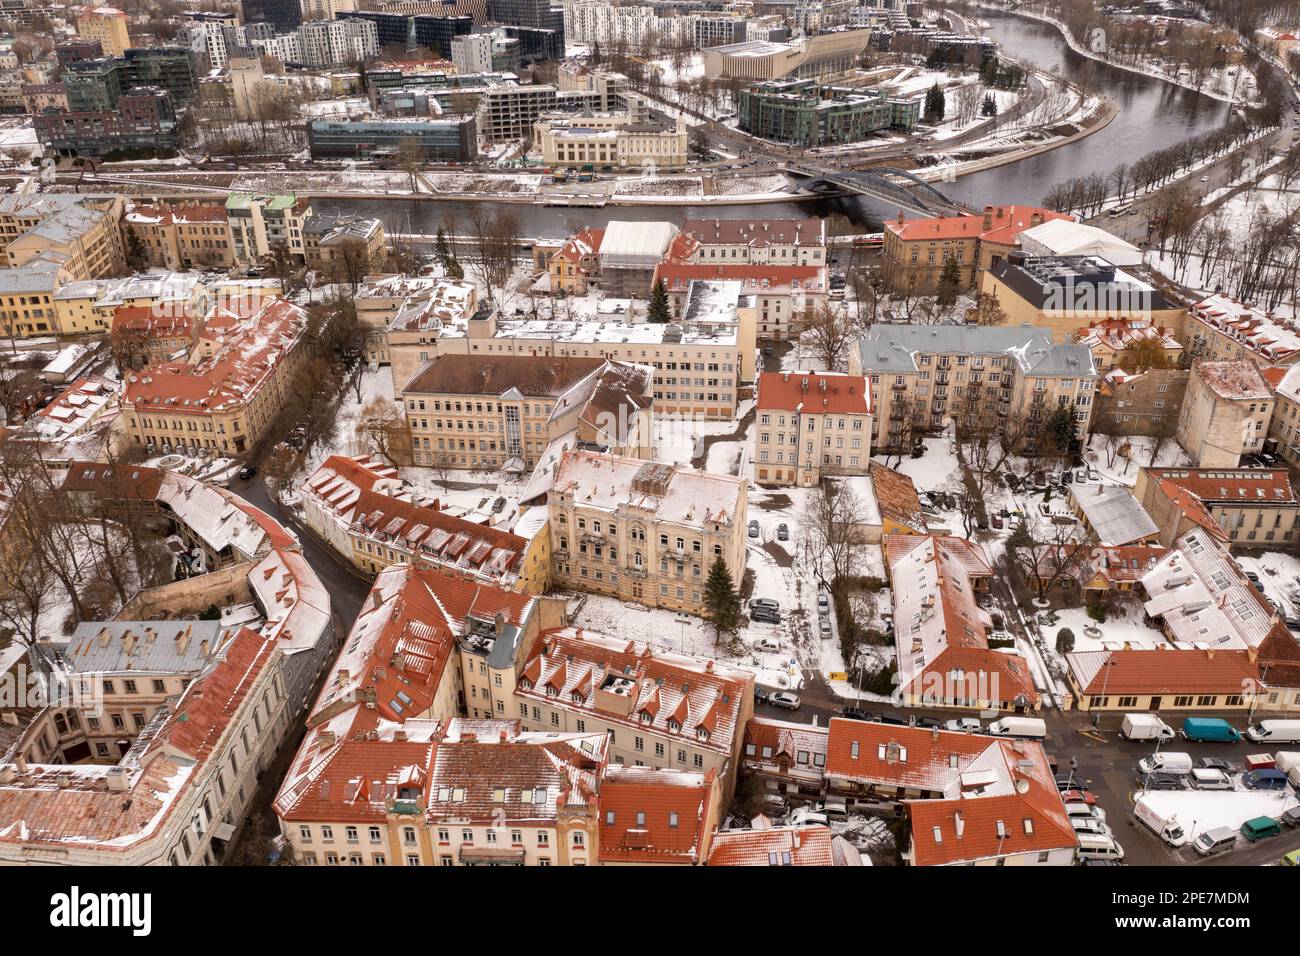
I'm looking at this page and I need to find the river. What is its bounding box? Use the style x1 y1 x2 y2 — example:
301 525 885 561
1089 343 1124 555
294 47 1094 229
321 9 1232 239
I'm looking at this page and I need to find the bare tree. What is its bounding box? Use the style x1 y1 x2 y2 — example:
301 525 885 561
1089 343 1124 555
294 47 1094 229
801 302 856 371
1007 515 1091 602
801 481 866 589
356 397 412 466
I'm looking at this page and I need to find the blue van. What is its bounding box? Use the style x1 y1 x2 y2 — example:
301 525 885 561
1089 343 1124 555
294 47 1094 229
1242 769 1290 791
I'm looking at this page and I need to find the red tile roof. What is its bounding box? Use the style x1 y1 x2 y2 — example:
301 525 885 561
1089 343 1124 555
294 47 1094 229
653 261 823 292
825 719 991 789
870 462 925 530
597 766 716 864
707 825 833 866
885 205 1069 244
757 370 870 416
1086 545 1169 584
1067 647 1260 696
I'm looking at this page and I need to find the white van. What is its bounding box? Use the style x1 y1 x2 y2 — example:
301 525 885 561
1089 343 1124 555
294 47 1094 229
1137 751 1193 775
1189 768 1233 791
1246 720 1300 744
986 716 1047 739
1076 833 1125 862
1192 826 1237 857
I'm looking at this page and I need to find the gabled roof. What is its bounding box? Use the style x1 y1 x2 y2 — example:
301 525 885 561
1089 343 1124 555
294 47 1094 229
708 825 835 866
885 204 1068 244
597 766 716 864
1066 646 1260 696
403 354 605 398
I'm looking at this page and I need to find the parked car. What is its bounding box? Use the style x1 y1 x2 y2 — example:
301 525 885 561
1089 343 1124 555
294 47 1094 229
819 619 832 637
1284 849 1300 865
1055 773 1089 791
1243 768 1290 790
750 598 780 613
776 523 789 542
751 605 781 623
944 718 982 733
817 593 830 615
839 707 873 722
912 716 942 730
1282 805 1300 829
1241 816 1282 842
876 712 909 726
1138 772 1186 791
1065 802 1106 823
753 686 769 704
748 520 760 538
1071 817 1111 836
238 464 257 480
768 691 801 711
1059 789 1096 805
753 637 781 652
990 514 1004 530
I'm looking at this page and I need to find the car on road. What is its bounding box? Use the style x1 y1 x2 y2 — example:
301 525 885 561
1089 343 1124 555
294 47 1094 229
839 707 873 722
1282 805 1300 828
238 464 257 480
1189 768 1233 790
876 712 909 725
1284 849 1300 865
1243 768 1290 790
944 718 982 733
754 686 769 704
1137 772 1186 791
748 520 760 538
753 637 781 652
768 691 801 711
818 619 832 637
1200 174 1210 182
913 716 942 730
817 593 830 615
776 523 789 541
990 514 1003 530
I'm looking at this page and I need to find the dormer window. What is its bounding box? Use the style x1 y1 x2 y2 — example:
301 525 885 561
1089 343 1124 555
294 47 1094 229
640 711 652 724
667 719 680 732
546 685 558 698
696 727 709 742
520 679 532 691
571 692 584 704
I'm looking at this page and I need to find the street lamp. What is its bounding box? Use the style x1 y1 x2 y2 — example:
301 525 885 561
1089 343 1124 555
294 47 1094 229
1090 657 1116 729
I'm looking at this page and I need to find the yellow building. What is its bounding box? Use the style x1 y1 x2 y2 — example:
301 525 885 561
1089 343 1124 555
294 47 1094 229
76 6 131 56
0 193 125 284
979 254 1186 343
53 271 207 336
125 202 234 271
1175 360 1273 468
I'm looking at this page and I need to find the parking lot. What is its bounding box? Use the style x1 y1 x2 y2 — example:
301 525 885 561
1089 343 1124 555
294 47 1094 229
1042 710 1300 866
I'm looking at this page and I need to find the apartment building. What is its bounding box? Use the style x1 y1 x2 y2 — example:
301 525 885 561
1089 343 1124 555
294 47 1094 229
851 325 1097 454
0 193 126 281
1075 318 1183 374
1133 466 1300 549
125 202 234 272
225 192 313 266
1093 367 1188 437
413 293 752 421
402 355 654 472
478 82 558 142
121 297 310 456
1185 292 1300 369
980 253 1187 343
298 454 544 589
739 78 920 146
1176 360 1274 467
654 262 824 341
679 216 827 268
302 214 388 280
548 450 747 616
377 280 479 387
886 533 1038 712
882 204 1068 295
754 370 872 486
1264 365 1300 468
53 270 207 337
824 721 1076 865
0 256 66 340
76 6 131 56
547 226 602 295
516 625 753 801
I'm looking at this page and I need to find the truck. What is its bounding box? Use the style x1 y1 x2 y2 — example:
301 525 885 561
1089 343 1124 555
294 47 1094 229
1180 717 1242 743
1276 751 1300 788
1246 719 1300 744
1122 713 1175 741
1137 751 1194 775
1134 797 1188 847
986 716 1047 739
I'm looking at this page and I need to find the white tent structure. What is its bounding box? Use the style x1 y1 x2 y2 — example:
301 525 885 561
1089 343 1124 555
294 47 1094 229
1018 219 1142 267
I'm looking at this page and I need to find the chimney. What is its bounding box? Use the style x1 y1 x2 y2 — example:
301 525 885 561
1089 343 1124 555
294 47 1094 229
1030 211 1043 227
499 729 508 742
176 628 191 656
14 756 28 774
105 766 130 792
495 611 507 636
120 630 137 656
954 811 965 838
982 206 994 231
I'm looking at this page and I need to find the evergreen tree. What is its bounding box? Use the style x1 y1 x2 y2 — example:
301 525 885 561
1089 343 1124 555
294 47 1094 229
1044 406 1077 456
981 93 998 116
936 256 961 306
923 83 946 121
434 227 450 268
646 278 671 323
703 556 741 640
445 255 464 280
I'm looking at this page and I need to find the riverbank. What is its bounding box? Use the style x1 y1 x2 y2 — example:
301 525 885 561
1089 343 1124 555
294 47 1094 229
975 1 1256 106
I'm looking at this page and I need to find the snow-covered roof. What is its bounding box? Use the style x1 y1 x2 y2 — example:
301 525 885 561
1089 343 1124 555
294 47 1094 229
1072 485 1159 546
1019 219 1142 267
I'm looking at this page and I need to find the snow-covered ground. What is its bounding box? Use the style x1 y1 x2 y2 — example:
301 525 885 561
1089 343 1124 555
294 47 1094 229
1136 789 1298 845
1084 433 1191 487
